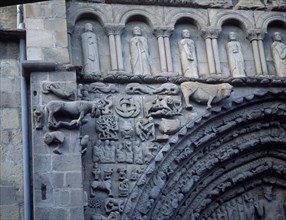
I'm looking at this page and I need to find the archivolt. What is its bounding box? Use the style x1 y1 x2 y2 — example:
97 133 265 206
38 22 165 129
123 91 286 220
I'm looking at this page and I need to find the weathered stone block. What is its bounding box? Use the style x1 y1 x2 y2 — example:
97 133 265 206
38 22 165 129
54 189 70 207
70 189 83 207
1 109 19 129
66 172 82 188
25 18 45 30
35 207 68 220
52 154 82 172
27 30 53 48
0 186 17 205
51 172 64 188
42 47 69 63
34 155 51 173
70 207 84 220
27 47 44 60
0 204 20 220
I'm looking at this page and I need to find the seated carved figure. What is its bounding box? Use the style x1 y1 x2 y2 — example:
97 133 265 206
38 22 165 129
180 82 233 110
46 100 103 129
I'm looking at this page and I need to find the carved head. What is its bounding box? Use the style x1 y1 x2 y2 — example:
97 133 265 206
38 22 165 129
229 32 237 41
182 29 190 39
91 100 104 118
273 32 282 42
263 185 273 201
84 23 93 32
221 83 233 98
133 26 142 36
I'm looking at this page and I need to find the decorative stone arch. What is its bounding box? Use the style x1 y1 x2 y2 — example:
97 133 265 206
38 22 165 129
117 9 157 29
210 11 255 32
122 90 286 220
165 9 209 31
256 12 286 30
67 7 109 33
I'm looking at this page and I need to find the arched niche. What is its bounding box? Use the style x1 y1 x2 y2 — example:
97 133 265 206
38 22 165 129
170 18 208 78
121 15 160 75
263 20 286 76
71 15 110 75
217 20 255 77
122 91 286 220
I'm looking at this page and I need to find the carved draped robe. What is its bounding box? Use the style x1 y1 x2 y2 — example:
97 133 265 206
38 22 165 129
271 40 286 77
226 41 245 77
179 38 199 78
130 36 151 75
81 31 100 75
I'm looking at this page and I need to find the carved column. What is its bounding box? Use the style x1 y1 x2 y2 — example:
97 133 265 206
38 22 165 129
210 29 222 74
163 28 174 72
154 28 168 73
248 30 262 75
202 28 217 75
105 24 125 71
257 30 268 75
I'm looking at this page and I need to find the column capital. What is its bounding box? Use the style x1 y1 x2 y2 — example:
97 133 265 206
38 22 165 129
247 29 261 42
104 24 125 35
201 27 221 39
153 27 174 38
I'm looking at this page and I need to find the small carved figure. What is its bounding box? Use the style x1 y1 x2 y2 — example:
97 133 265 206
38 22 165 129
88 82 119 94
102 140 116 163
90 168 113 197
96 115 119 140
80 135 89 154
226 32 245 77
152 83 180 95
125 83 154 94
46 100 103 129
33 107 44 129
121 121 134 139
105 198 125 214
118 179 129 197
44 131 65 154
271 32 286 77
180 82 233 110
42 82 75 100
158 118 181 135
179 29 199 78
115 97 140 118
130 26 152 75
133 142 144 165
145 96 182 117
116 140 133 163
255 185 284 219
136 117 155 141
81 23 100 76
243 192 256 220
117 168 127 181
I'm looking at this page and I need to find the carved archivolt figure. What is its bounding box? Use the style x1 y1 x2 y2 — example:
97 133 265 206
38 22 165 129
130 26 152 75
271 32 286 77
226 32 245 77
178 29 199 78
81 23 100 76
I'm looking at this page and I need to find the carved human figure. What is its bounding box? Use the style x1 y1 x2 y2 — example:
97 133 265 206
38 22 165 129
178 29 199 78
129 26 152 75
226 32 245 77
271 32 286 77
255 185 284 220
81 23 100 76
243 192 256 220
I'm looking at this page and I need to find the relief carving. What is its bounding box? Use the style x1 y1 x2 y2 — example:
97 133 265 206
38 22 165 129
33 107 44 130
116 140 133 163
179 29 199 78
271 32 286 77
226 32 246 77
90 168 113 197
136 117 155 141
115 97 140 118
180 82 233 110
125 83 179 95
145 96 182 117
46 100 103 129
86 83 119 94
42 82 75 100
44 131 65 154
81 23 101 76
95 115 119 140
130 26 152 75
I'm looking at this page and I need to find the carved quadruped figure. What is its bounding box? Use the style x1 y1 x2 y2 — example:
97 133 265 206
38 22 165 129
46 100 103 129
44 131 65 154
271 32 286 77
179 29 199 78
81 23 101 76
180 82 233 110
226 32 245 77
42 82 75 100
130 26 152 75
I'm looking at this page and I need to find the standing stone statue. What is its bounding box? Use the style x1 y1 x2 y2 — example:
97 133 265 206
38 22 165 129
271 32 286 77
226 32 245 77
179 29 199 78
81 23 100 76
130 26 152 75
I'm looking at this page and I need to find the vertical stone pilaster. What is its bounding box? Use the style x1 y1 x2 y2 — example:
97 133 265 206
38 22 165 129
202 28 217 75
248 30 263 75
257 30 268 75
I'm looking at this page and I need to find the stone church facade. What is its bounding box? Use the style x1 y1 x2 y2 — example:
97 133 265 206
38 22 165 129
0 0 286 219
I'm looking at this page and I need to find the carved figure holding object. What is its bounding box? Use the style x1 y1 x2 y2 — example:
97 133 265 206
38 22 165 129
226 32 245 77
179 29 199 78
130 26 152 75
46 100 104 129
81 23 101 76
180 82 233 110
271 32 286 77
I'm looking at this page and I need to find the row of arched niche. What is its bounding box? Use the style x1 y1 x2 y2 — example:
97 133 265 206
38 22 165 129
70 13 286 78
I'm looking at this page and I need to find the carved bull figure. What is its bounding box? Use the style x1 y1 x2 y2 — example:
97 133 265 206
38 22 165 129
46 100 104 129
180 82 233 110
